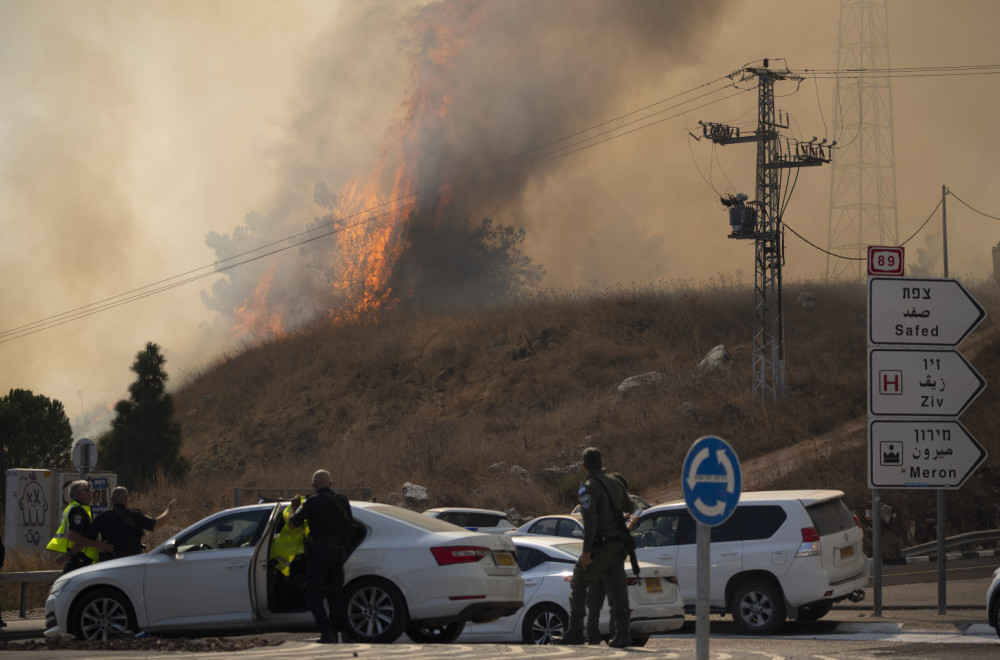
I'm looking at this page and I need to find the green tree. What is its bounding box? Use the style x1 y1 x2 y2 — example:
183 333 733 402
100 342 188 490
0 388 74 496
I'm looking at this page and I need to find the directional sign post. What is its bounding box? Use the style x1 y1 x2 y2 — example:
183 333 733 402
869 420 987 489
683 436 741 660
869 349 985 417
869 277 986 346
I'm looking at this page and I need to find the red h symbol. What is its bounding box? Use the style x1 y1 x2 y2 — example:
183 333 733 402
879 370 902 395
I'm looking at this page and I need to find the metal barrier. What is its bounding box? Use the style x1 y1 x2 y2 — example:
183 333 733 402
901 529 1000 557
0 570 61 618
233 486 373 507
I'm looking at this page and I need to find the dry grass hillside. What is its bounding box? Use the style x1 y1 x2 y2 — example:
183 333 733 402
156 278 1000 558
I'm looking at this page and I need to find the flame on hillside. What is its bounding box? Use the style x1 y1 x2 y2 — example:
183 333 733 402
225 2 483 336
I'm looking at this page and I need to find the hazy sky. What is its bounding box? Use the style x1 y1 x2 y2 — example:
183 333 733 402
2 0 998 437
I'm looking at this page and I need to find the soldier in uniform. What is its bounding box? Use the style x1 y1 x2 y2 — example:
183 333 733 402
46 480 113 573
556 448 635 648
288 470 353 644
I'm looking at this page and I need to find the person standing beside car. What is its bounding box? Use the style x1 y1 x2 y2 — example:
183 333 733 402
46 480 113 573
585 472 637 645
87 487 174 561
288 469 353 645
556 448 635 648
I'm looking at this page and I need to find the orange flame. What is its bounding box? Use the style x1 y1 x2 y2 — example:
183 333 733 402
230 260 285 341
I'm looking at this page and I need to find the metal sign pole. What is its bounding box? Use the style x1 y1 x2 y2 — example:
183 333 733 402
696 522 710 660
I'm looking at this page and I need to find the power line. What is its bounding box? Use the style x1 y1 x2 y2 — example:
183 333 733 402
2 74 746 344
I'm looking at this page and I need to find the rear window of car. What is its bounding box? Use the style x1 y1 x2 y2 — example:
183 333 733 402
465 512 512 529
806 498 857 536
373 504 464 532
737 505 787 540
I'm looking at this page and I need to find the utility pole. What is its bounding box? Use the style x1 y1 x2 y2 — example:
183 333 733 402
699 59 830 400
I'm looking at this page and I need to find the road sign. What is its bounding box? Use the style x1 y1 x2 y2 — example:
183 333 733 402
868 246 904 276
682 436 741 526
72 437 97 475
869 420 987 489
868 349 985 417
869 277 985 346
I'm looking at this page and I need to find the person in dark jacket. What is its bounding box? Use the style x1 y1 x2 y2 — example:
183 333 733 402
556 448 635 648
288 469 353 644
87 487 174 560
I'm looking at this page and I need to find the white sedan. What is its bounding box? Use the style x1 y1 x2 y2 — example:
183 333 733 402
44 501 523 643
458 535 684 645
507 514 583 538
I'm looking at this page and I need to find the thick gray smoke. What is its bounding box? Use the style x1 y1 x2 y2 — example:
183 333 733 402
201 0 730 335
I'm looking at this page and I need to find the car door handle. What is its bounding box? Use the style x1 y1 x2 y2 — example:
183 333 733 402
524 579 541 588
719 552 738 557
226 562 248 569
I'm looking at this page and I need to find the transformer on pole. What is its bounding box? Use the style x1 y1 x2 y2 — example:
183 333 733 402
700 60 830 400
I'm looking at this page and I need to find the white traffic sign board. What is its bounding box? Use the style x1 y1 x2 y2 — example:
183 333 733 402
868 349 985 417
869 419 987 489
869 277 985 346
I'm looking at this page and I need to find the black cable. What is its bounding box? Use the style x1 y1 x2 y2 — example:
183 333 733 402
947 190 1000 221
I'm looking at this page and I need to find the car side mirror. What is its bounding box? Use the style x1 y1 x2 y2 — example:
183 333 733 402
572 529 583 538
162 540 179 556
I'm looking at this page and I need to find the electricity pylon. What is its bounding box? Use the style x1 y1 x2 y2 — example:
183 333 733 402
700 60 830 400
825 0 899 281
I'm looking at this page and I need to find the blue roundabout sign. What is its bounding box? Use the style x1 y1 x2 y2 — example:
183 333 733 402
682 435 742 527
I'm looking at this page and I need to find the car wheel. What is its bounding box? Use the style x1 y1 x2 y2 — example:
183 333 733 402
730 579 786 634
520 603 568 645
72 588 137 641
795 599 834 622
991 592 1000 639
404 621 465 643
343 577 409 644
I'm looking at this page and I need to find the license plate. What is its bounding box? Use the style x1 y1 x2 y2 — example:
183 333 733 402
494 552 516 567
644 577 662 593
840 545 854 560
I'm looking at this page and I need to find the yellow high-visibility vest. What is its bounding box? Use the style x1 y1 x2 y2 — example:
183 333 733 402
46 502 100 562
270 505 308 577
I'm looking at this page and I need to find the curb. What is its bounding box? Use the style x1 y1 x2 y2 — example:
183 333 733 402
883 548 1000 565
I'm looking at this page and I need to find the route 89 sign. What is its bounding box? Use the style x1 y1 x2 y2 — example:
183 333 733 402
682 435 742 527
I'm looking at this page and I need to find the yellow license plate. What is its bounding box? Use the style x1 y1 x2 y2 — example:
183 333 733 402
840 545 854 560
495 552 516 567
644 578 662 593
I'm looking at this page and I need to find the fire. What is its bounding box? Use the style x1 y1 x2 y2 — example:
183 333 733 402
231 2 486 329
230 260 285 341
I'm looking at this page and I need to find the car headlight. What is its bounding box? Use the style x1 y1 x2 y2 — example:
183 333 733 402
48 577 71 599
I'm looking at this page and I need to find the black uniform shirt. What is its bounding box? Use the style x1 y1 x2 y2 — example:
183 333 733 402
289 487 352 541
67 504 92 538
88 503 156 559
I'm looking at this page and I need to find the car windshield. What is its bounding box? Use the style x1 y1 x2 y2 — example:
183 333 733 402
368 503 465 533
550 540 583 557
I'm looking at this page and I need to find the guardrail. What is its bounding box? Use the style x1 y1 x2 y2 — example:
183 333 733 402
233 486 373 507
0 570 61 618
901 529 1000 557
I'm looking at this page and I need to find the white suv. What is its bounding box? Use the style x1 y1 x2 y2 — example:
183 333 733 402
631 489 868 634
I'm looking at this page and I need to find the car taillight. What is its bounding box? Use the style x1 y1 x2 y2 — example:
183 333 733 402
853 514 862 528
431 546 489 565
796 526 821 557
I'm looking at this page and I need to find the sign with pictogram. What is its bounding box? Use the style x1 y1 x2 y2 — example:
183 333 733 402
868 349 985 417
682 436 741 527
869 277 986 346
868 246 904 276
869 419 987 489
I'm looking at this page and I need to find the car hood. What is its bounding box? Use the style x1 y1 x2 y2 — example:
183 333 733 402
51 552 155 588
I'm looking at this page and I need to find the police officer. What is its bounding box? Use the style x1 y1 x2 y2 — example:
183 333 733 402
87 487 174 561
288 470 353 644
556 448 634 648
46 480 113 573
